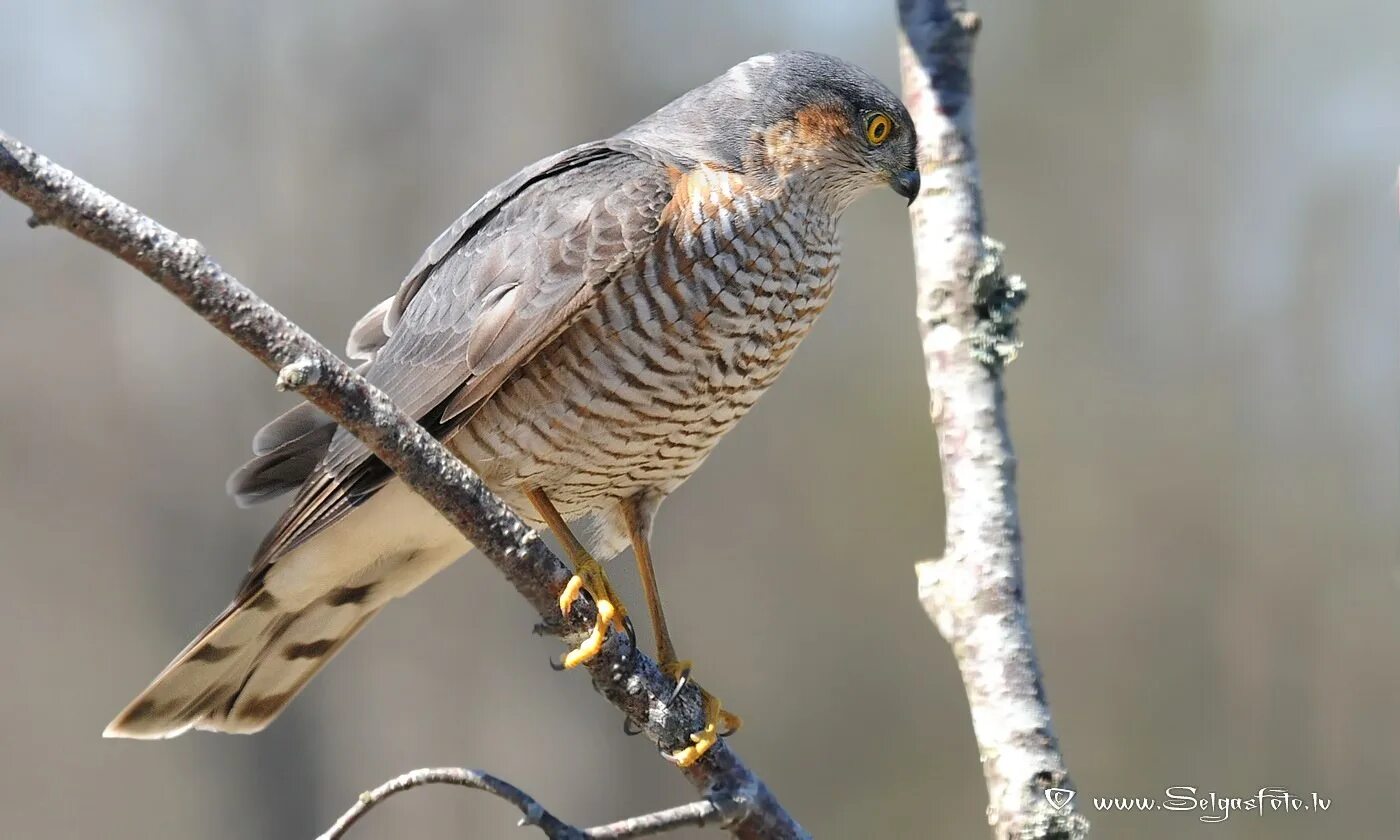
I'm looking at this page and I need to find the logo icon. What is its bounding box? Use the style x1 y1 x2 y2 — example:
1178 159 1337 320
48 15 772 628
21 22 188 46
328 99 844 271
1044 788 1076 810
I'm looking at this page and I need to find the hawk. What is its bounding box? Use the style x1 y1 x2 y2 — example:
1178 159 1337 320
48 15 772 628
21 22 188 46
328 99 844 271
107 50 920 766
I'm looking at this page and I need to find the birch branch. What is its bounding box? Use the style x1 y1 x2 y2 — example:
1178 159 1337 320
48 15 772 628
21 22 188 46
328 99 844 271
0 131 806 840
897 2 1089 837
317 767 724 840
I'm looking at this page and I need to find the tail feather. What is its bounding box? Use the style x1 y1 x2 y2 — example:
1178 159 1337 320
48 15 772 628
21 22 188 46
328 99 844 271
105 584 381 739
222 596 381 730
108 478 470 739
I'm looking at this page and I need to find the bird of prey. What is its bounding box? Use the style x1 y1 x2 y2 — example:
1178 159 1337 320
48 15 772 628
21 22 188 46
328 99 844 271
106 50 920 766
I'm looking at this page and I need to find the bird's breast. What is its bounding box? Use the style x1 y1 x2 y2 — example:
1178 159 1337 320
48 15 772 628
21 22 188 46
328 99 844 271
457 170 840 515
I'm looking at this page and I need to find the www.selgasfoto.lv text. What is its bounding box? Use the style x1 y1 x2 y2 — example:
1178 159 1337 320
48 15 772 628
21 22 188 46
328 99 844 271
1081 787 1331 823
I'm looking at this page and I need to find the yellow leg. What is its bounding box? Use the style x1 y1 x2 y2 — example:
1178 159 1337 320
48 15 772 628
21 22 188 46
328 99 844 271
623 499 741 767
526 488 627 669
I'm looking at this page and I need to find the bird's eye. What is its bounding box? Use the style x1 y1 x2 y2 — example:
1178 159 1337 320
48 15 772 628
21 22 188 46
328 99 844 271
865 113 894 146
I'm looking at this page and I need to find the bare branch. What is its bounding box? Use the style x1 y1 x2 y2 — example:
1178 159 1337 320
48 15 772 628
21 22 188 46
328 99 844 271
0 130 806 840
317 767 724 840
897 2 1089 837
317 768 581 840
583 800 725 839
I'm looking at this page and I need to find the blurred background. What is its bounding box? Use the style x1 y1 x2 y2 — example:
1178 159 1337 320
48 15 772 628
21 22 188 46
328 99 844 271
2 1 1397 837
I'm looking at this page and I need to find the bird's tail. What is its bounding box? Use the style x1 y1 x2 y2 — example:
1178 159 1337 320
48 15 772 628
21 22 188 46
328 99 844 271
104 579 385 739
107 475 469 739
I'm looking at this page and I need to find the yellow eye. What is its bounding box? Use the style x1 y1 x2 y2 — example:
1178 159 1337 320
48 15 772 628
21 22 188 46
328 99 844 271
865 113 894 145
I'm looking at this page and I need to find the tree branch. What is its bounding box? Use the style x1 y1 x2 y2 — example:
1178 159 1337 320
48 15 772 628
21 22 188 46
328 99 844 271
897 2 1089 837
317 767 725 840
0 130 806 840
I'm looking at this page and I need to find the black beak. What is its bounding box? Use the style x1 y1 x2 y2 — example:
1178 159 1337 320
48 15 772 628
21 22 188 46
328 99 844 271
892 169 921 205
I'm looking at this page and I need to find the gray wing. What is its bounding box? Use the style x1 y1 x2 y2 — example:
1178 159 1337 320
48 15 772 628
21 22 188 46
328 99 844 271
235 142 678 578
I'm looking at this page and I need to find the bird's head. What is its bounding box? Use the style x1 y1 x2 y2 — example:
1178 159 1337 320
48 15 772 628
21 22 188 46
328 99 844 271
621 51 920 211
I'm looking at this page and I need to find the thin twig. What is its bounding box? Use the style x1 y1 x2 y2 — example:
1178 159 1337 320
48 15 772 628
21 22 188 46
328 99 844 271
316 767 722 840
316 768 579 840
897 1 1089 838
583 800 724 839
0 130 806 840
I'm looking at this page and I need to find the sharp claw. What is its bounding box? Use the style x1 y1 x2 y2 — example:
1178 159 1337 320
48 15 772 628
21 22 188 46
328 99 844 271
621 614 637 652
623 716 643 737
548 653 567 672
717 708 743 738
665 666 691 706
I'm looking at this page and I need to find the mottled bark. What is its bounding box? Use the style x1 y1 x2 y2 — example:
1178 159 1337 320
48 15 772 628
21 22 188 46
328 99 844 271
0 131 806 840
897 2 1089 837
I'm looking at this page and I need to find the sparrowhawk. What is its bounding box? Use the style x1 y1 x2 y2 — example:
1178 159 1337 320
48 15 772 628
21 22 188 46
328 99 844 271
106 50 920 766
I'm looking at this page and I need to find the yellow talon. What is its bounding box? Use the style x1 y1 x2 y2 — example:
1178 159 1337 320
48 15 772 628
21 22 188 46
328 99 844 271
662 662 742 767
558 574 586 617
558 557 627 668
560 598 612 669
670 725 716 767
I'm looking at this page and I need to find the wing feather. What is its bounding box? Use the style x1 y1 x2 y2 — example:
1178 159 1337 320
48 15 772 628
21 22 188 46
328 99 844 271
345 296 394 360
239 142 678 586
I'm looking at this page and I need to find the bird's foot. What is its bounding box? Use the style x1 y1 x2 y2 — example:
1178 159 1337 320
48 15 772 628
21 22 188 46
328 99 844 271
558 556 629 669
661 659 741 767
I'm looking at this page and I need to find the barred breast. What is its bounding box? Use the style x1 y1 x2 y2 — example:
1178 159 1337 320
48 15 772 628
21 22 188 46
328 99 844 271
453 166 840 545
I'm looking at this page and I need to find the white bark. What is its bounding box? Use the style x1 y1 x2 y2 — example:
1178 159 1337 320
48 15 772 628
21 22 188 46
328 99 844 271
898 2 1088 837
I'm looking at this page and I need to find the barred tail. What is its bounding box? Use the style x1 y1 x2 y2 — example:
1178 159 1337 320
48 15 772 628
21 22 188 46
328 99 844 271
104 581 383 738
107 477 469 739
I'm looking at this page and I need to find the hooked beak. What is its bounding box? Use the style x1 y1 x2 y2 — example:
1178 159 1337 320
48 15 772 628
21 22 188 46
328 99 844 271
891 169 921 205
